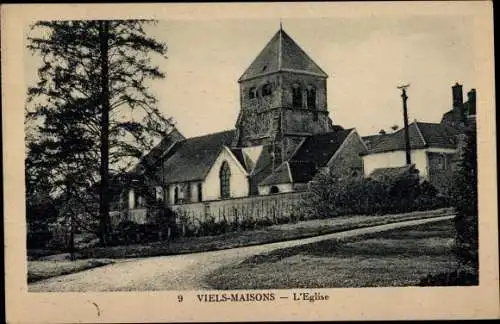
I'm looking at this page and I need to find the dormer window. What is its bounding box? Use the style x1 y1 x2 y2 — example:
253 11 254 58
306 86 316 110
262 83 272 97
292 83 302 108
249 87 257 99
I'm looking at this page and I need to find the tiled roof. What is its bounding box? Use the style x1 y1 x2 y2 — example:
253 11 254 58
160 130 237 184
416 122 458 148
132 128 185 175
367 122 459 154
259 161 293 186
259 129 355 185
362 133 391 150
288 161 319 183
291 129 354 166
239 28 328 82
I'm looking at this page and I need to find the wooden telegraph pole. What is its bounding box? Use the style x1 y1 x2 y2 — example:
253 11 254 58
397 84 412 165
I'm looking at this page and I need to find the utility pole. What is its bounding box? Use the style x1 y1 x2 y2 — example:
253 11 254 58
397 84 412 165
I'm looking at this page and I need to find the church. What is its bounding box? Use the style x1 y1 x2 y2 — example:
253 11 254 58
120 26 368 222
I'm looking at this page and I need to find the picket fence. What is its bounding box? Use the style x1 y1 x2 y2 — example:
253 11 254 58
113 191 309 230
171 191 308 228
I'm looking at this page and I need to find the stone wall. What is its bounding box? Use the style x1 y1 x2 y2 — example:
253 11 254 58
427 152 457 194
240 74 282 112
236 71 332 150
282 108 331 135
328 131 367 175
280 72 327 111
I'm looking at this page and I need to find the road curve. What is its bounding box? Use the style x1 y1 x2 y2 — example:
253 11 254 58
29 215 454 292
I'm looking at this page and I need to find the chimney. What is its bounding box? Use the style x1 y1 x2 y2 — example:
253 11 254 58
452 82 465 121
467 88 476 115
452 82 463 107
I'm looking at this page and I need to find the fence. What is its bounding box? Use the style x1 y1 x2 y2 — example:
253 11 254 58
171 191 308 229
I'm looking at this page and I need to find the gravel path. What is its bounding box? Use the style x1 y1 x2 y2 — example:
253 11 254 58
29 215 454 292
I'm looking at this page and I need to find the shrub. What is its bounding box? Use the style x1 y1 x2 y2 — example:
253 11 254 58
302 167 448 219
255 217 273 228
240 217 257 231
111 220 140 245
198 216 229 236
419 270 478 286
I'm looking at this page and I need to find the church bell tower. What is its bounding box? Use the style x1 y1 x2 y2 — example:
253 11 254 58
233 26 333 165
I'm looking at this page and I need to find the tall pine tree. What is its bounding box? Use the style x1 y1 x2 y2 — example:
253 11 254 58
26 20 173 245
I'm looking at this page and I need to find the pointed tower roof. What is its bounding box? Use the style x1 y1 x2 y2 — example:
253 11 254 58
238 28 328 82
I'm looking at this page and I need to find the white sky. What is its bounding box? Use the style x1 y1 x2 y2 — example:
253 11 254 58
25 14 477 138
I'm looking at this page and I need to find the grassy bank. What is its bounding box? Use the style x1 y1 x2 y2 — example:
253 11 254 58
71 208 453 259
204 219 458 289
28 259 114 283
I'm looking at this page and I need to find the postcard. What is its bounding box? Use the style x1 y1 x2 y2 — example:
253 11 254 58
3 1 498 322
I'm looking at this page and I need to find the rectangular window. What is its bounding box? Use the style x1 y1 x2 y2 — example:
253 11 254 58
185 183 191 203
428 152 447 170
197 183 203 202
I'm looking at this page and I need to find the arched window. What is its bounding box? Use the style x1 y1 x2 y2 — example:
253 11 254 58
248 87 257 99
219 161 231 199
174 186 179 204
306 86 316 110
262 83 272 97
270 186 280 194
292 83 302 107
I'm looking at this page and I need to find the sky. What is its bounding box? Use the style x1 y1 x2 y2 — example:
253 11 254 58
25 14 478 138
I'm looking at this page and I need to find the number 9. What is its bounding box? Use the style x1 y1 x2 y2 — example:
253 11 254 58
177 295 183 302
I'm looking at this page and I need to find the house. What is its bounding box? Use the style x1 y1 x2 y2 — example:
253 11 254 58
362 83 476 193
119 26 367 222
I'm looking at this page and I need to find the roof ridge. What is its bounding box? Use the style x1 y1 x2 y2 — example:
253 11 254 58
278 26 283 70
279 29 329 78
184 129 236 141
238 31 281 82
415 121 441 126
285 161 293 183
414 122 428 147
289 136 307 160
239 28 328 82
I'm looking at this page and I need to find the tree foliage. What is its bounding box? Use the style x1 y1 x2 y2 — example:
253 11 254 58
25 20 173 246
450 126 478 273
